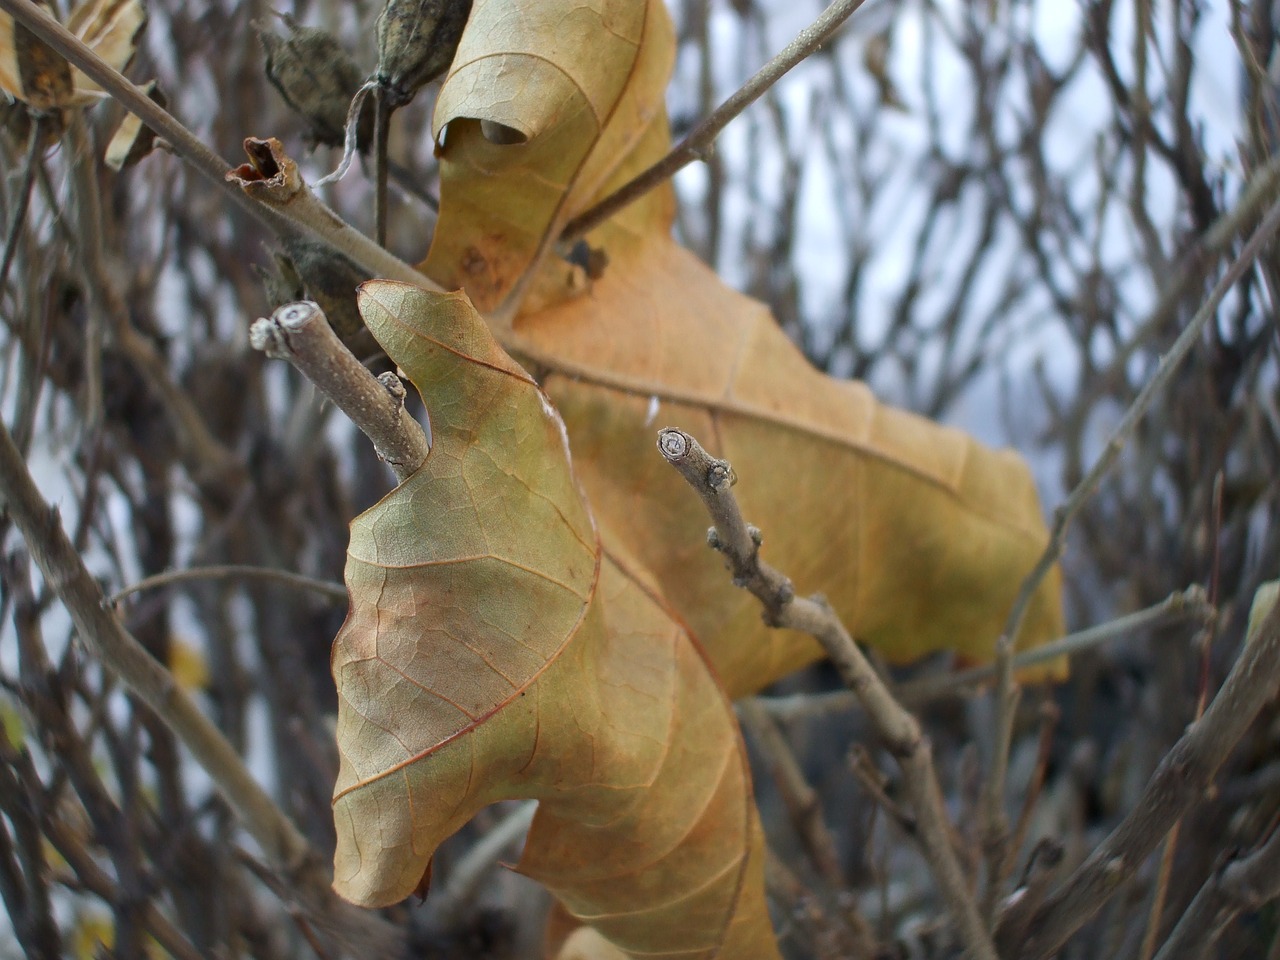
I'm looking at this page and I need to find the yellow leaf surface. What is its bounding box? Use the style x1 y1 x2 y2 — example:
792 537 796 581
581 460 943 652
525 236 1065 695
167 635 209 692
420 0 1065 696
332 281 778 958
0 699 24 749
0 0 145 110
71 909 113 960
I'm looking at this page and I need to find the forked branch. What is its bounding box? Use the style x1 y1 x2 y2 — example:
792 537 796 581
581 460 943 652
657 426 998 960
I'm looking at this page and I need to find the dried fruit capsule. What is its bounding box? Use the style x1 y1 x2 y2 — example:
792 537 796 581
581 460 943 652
258 15 371 150
374 0 472 109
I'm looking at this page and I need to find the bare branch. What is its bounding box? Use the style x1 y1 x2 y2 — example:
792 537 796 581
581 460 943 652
657 426 999 960
752 586 1212 721
226 138 441 294
983 195 1280 895
427 801 538 927
737 698 878 956
62 115 241 491
0 0 288 235
0 0 440 296
1152 824 1280 960
250 300 431 481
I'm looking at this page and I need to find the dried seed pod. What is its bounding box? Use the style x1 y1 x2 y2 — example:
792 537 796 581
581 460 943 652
0 0 146 110
257 14 372 150
1 0 74 111
258 237 371 342
0 94 65 148
374 0 472 109
254 248 305 313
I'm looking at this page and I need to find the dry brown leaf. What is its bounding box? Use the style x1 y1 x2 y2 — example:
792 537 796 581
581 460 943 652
332 281 778 959
420 0 1064 696
0 0 145 110
423 0 674 314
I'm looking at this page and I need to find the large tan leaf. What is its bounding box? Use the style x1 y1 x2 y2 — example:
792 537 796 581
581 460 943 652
524 237 1065 696
332 281 778 959
419 0 1065 697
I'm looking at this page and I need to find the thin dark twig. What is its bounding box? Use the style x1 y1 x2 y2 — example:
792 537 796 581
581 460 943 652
560 0 869 244
737 698 878 956
0 416 316 874
374 88 390 249
0 0 290 235
738 698 849 889
0 0 433 293
0 115 42 302
108 565 348 606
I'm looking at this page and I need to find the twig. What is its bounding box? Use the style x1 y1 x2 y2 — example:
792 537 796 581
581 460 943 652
753 585 1212 721
1151 823 1280 960
235 849 337 960
60 112 242 495
764 845 869 960
108 565 348 606
63 118 105 430
982 195 1280 899
226 138 440 293
373 89 390 249
560 0 869 244
737 698 849 889
848 745 916 836
0 727 63 958
40 811 203 960
992 839 1065 955
1007 701 1060 866
657 427 998 960
737 699 878 955
0 0 292 237
1018 595 1280 959
1 414 406 952
1140 475 1223 960
1094 150 1280 395
249 300 431 482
